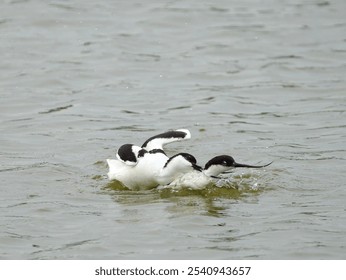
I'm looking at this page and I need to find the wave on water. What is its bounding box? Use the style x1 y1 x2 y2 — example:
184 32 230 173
102 171 271 200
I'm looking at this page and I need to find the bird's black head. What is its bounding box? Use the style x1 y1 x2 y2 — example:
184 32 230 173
116 144 137 164
204 155 236 170
179 153 197 164
164 153 202 172
205 155 273 177
180 153 203 171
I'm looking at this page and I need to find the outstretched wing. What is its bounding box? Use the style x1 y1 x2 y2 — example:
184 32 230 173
141 129 191 151
116 144 147 166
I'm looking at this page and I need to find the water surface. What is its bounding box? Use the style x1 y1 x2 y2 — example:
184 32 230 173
1 0 346 259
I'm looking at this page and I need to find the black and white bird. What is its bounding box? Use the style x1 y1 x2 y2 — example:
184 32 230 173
165 155 272 190
107 129 272 190
106 129 202 190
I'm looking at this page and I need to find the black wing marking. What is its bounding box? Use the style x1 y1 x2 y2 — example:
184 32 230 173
141 129 191 151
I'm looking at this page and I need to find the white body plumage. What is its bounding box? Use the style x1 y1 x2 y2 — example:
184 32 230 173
106 129 201 190
106 129 271 190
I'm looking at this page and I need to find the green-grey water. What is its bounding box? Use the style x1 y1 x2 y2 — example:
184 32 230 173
1 0 346 259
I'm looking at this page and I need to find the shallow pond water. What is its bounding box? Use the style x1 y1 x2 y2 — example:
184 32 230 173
1 0 346 259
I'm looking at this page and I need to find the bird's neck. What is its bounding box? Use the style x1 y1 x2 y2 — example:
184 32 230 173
204 165 230 177
157 159 187 185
